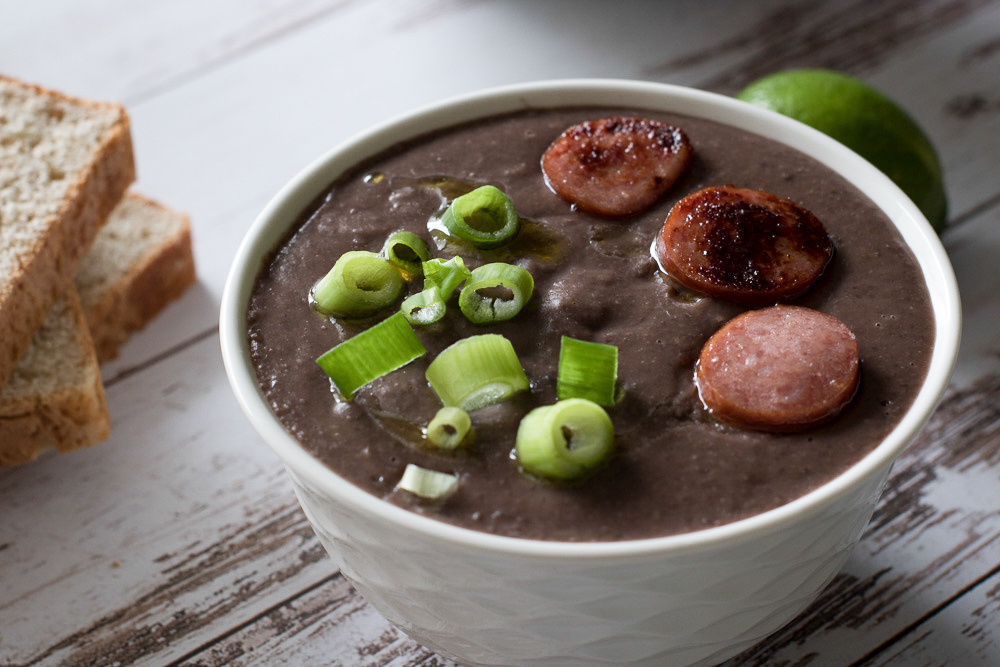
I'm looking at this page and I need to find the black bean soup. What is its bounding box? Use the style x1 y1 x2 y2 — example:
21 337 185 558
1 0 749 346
247 107 934 541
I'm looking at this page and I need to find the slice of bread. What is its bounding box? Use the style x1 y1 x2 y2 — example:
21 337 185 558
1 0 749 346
0 75 135 387
0 289 109 467
0 193 195 466
76 193 196 362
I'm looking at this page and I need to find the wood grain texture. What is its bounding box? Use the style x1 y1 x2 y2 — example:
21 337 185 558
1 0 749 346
944 198 1000 387
644 0 1000 227
173 575 451 666
1 0 999 665
0 336 333 666
646 0 992 91
724 372 1000 665
0 0 358 104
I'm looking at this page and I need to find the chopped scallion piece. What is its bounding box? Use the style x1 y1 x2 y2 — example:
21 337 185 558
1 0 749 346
426 334 529 411
440 185 519 248
422 256 471 299
311 251 403 318
316 312 426 399
400 256 472 326
383 231 431 276
397 464 459 499
426 407 472 449
401 287 446 325
557 336 619 406
516 398 614 480
458 262 533 324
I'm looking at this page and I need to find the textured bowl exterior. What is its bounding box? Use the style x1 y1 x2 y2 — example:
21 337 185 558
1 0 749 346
221 80 961 666
288 464 888 666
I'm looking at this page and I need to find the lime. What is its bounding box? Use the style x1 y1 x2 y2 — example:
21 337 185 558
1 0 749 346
737 69 947 232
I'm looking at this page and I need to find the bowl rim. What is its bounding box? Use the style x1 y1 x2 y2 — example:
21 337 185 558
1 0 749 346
220 78 961 560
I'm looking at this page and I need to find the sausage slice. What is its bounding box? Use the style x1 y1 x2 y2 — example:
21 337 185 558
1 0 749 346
696 305 860 432
541 117 692 217
655 186 833 305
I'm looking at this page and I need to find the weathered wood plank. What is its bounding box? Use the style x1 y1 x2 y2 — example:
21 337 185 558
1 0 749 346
874 567 1000 665
0 336 336 666
942 199 1000 387
1 1 1000 666
0 0 358 103
646 0 992 93
723 370 1000 665
867 1 1000 229
644 0 1000 227
172 575 455 666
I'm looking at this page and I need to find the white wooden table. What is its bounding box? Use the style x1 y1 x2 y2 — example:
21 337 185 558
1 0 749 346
3 1 999 664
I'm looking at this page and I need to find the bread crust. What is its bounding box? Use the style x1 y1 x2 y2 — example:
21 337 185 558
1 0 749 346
0 75 136 387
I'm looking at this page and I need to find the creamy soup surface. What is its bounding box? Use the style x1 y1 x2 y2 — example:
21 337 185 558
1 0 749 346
247 107 933 541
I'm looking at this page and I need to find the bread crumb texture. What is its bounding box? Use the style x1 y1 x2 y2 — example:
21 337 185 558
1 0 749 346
76 193 196 361
0 78 121 281
5 296 87 396
76 194 190 303
0 292 109 465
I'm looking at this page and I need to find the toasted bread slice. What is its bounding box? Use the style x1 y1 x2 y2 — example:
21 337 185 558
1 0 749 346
0 75 135 387
76 193 196 362
0 193 195 466
0 290 109 467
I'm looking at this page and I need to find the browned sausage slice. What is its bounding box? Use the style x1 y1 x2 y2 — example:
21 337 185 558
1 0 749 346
655 186 833 305
696 305 860 432
541 117 692 217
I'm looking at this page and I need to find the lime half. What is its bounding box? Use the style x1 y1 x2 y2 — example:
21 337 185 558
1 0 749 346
737 69 947 232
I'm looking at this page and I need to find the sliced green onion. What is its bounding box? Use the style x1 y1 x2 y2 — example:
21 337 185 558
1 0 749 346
397 464 458 500
426 334 529 411
383 231 431 276
458 262 533 324
400 256 471 326
422 256 471 298
311 251 403 318
316 312 426 399
516 398 614 480
426 407 472 449
401 287 446 325
440 185 518 248
557 336 619 406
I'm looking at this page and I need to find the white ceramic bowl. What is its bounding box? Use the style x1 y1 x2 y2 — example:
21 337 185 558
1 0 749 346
220 79 961 666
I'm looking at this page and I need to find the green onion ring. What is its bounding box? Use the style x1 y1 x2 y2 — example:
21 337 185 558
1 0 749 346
400 256 471 326
401 287 446 325
397 464 459 499
515 398 614 480
440 185 519 248
423 256 471 298
316 312 426 399
311 250 403 318
425 334 529 411
383 230 431 277
426 407 473 449
557 336 619 406
458 262 533 324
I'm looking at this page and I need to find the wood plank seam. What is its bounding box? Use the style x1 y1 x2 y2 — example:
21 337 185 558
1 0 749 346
848 560 1000 666
726 371 1000 664
102 326 218 389
163 572 343 666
